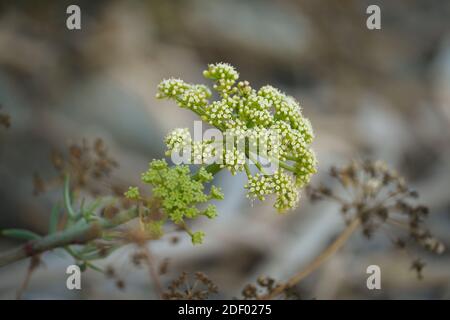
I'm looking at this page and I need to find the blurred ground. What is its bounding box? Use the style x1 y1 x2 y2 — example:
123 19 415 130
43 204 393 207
0 0 449 299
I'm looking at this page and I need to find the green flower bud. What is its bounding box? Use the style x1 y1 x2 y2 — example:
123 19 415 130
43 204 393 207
203 205 217 219
124 186 140 200
210 185 224 200
191 231 205 245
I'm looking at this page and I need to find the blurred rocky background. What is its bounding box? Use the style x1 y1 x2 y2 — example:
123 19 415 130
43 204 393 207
0 0 449 299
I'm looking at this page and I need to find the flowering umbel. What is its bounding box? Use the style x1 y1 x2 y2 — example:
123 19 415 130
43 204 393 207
127 63 316 244
157 63 317 213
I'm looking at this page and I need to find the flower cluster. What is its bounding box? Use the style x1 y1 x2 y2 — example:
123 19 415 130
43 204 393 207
203 63 239 97
165 128 192 152
125 159 223 244
245 171 299 212
157 63 317 212
124 186 140 200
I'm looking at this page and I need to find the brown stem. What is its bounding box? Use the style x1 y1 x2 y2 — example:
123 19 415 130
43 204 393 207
262 218 361 300
141 245 164 299
16 255 40 299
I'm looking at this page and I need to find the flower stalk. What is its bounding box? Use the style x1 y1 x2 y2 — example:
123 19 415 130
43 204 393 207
262 218 361 300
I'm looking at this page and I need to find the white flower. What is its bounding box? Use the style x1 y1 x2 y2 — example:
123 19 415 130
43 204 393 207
272 170 299 212
245 173 274 201
220 147 246 175
203 63 239 97
156 78 189 99
165 128 192 151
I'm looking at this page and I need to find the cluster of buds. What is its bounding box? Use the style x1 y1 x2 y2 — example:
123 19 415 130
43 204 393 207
125 159 224 245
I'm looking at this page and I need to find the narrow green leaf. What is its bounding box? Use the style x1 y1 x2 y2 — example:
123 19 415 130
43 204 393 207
63 174 78 219
85 261 104 273
1 229 41 240
64 246 104 273
82 245 119 261
49 203 60 234
79 197 85 216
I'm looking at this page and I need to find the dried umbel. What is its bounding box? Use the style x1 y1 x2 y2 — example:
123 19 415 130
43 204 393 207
307 160 445 277
241 276 300 300
33 138 118 196
162 272 218 300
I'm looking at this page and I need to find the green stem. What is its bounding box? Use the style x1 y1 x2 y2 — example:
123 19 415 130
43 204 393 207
248 153 268 175
64 247 103 273
285 154 299 162
279 161 296 173
192 163 222 180
244 163 251 177
63 174 79 220
0 208 138 268
179 221 193 236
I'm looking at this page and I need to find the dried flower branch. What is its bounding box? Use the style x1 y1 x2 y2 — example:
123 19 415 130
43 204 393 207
261 217 360 300
33 138 118 196
262 160 444 299
242 275 301 300
162 272 218 300
16 255 41 299
308 160 445 257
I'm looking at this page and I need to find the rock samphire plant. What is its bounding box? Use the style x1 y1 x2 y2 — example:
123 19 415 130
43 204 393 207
0 64 443 299
0 63 316 267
